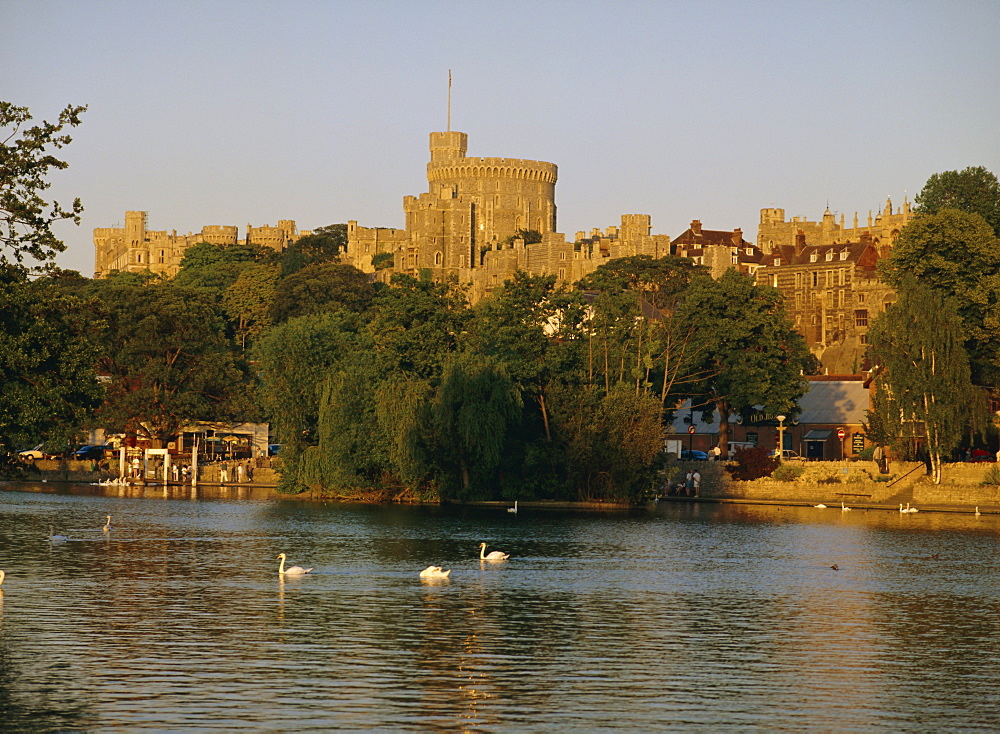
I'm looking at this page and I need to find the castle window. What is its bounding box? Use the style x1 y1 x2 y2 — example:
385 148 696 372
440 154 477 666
839 269 846 286
771 274 778 288
136 253 142 264
558 268 566 280
825 252 834 261
839 250 848 260
860 333 868 345
159 250 165 264
810 253 818 263
774 258 781 266
434 251 443 266
811 272 819 287
559 252 566 261
857 293 865 304
855 309 869 327
795 272 802 288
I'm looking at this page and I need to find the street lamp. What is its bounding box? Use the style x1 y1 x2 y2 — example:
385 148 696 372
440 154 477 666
776 414 787 462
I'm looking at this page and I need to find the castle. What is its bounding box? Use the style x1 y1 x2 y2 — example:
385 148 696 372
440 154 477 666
342 130 675 300
93 211 307 279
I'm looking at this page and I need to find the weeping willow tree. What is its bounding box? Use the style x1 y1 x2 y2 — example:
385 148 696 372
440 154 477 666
430 354 523 499
866 279 985 483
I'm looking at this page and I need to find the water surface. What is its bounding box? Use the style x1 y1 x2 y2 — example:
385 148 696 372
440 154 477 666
1 483 997 731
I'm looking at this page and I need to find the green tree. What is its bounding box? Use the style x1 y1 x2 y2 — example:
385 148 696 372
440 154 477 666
367 273 468 381
1 102 86 266
222 263 278 349
866 279 984 483
93 282 252 443
0 266 102 463
879 208 1000 384
278 223 347 275
430 354 523 498
915 166 1000 237
271 262 376 323
677 271 813 457
173 241 275 293
253 311 368 491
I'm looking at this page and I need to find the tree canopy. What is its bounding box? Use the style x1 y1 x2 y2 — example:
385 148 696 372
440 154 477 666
1 102 86 266
915 166 1000 237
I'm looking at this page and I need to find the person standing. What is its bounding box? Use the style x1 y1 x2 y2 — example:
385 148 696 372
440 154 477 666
692 469 702 497
219 462 229 484
684 470 694 496
236 462 245 483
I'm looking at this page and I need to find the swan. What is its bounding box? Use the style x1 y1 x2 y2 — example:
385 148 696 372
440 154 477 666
479 542 509 561
49 526 68 543
102 515 111 532
277 553 312 575
814 504 827 509
419 565 451 579
508 501 518 514
841 502 851 512
904 503 918 513
975 506 981 516
0 570 4 586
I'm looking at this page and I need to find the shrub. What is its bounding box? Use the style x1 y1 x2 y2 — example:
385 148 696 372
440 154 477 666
726 447 778 481
772 463 805 481
982 465 1000 486
856 445 875 460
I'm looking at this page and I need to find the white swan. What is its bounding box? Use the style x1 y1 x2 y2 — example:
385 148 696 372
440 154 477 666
975 506 981 516
479 542 509 561
508 501 518 514
904 503 918 513
0 569 4 586
841 502 851 512
814 504 827 509
277 553 312 575
102 515 111 532
419 565 451 579
49 526 68 543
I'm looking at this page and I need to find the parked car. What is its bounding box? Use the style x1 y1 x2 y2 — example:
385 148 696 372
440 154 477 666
680 449 709 461
268 444 282 456
72 444 111 461
18 444 46 461
966 450 995 462
771 448 801 459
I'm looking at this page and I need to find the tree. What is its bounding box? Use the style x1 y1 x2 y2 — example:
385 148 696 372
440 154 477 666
915 166 1000 237
222 263 278 349
278 223 347 275
1 102 86 266
677 271 813 457
0 265 102 463
271 262 376 323
173 241 275 293
866 279 984 483
879 208 1000 384
93 282 252 443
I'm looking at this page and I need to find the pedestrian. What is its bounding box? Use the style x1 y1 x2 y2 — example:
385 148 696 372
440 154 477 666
219 462 229 484
684 470 694 496
236 462 245 483
131 457 140 478
172 463 179 482
692 469 702 497
246 462 254 482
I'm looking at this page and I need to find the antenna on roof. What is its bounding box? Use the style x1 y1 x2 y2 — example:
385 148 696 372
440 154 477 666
447 69 452 132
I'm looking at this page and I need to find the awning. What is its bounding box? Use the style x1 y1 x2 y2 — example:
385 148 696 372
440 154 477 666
804 429 833 441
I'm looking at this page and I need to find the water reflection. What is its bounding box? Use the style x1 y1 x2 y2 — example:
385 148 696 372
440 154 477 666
0 482 997 730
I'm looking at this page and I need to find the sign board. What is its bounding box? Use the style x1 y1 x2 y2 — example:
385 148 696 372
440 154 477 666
837 428 846 439
688 426 696 434
852 433 866 453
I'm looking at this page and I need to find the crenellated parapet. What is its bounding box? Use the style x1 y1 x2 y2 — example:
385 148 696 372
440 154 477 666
428 157 558 185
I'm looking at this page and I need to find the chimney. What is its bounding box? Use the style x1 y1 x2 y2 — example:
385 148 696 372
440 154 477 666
732 228 743 246
691 220 702 235
794 230 806 256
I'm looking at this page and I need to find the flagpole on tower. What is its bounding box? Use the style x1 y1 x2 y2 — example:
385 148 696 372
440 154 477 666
447 70 452 132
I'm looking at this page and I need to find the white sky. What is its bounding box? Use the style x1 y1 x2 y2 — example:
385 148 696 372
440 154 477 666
4 0 999 275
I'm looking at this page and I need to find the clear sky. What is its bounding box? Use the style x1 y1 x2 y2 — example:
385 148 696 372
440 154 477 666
5 0 999 276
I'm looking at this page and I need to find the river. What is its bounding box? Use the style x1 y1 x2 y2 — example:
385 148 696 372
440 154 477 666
0 482 997 731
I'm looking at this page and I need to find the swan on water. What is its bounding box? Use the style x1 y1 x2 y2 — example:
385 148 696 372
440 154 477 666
975 506 981 516
277 553 312 575
0 570 4 586
102 515 111 532
841 502 851 512
49 526 68 543
419 565 451 579
904 503 918 513
814 504 827 509
508 501 518 514
479 542 510 561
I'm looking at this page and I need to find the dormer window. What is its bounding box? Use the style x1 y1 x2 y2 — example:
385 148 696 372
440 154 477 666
774 258 781 267
825 252 834 261
809 253 818 263
839 250 848 260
